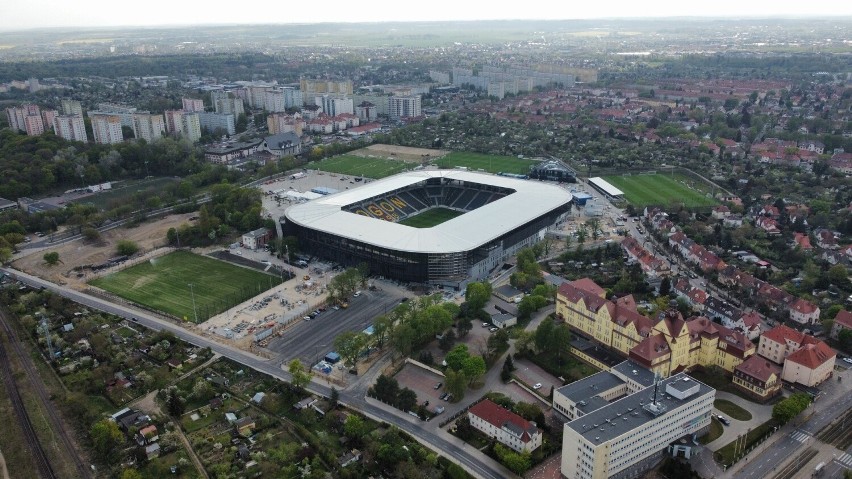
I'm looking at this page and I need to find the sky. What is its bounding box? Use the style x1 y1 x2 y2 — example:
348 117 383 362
1 0 851 31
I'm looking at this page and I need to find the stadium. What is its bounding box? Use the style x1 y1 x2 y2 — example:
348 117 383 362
283 170 572 288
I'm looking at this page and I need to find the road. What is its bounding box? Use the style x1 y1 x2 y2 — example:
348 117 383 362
2 266 515 479
268 288 403 365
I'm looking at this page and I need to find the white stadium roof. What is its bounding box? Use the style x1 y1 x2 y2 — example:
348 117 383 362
285 170 572 254
588 177 624 197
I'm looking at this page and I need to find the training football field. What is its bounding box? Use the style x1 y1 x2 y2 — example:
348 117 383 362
90 251 282 322
306 154 409 179
398 207 465 228
602 174 717 208
437 152 536 174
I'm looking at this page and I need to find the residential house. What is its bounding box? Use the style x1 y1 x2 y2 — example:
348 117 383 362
234 417 255 436
755 217 781 236
830 310 852 341
491 313 517 329
138 425 159 445
145 443 160 460
672 278 707 312
260 132 302 157
711 205 731 220
793 232 813 251
789 298 820 325
815 229 838 250
338 449 362 468
242 227 272 250
732 355 783 401
468 399 542 453
757 325 815 364
251 392 266 404
493 284 524 303
782 341 835 387
723 215 744 228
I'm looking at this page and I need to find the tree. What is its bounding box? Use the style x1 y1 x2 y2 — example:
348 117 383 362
659 277 672 296
838 329 852 354
190 378 214 401
465 282 492 311
585 218 601 241
397 387 418 412
444 369 466 400
445 344 470 371
119 469 144 479
116 239 139 256
371 374 400 404
772 393 811 423
0 247 11 264
343 414 368 440
166 387 185 416
329 387 339 409
494 444 531 475
439 329 456 351
90 419 124 462
81 227 101 242
462 356 486 386
288 359 311 390
334 331 366 368
43 251 60 265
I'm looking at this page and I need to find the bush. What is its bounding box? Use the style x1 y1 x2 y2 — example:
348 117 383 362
116 239 139 256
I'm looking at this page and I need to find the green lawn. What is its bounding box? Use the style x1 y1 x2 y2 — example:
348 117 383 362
437 152 536 174
715 399 753 421
700 418 725 445
602 174 718 208
398 207 464 228
306 154 410 179
78 177 181 210
90 251 282 322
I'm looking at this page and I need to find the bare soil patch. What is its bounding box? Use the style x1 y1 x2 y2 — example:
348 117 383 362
350 144 449 163
13 213 196 290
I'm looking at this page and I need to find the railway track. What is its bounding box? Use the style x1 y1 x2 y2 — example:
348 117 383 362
769 447 818 479
0 310 90 479
0 328 57 479
816 406 852 450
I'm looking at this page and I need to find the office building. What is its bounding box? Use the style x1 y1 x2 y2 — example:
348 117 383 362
182 98 205 112
560 371 714 479
52 115 88 142
132 113 166 142
198 112 236 135
61 100 83 116
388 95 421 119
91 114 124 144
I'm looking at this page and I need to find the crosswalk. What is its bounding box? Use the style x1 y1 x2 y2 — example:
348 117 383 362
791 431 811 443
836 453 852 468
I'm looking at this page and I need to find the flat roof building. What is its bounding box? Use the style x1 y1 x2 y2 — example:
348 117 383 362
588 177 624 199
561 371 714 479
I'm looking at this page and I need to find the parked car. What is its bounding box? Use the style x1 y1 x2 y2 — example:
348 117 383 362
489 327 499 333
843 357 852 365
717 415 731 426
533 383 542 390
434 382 443 389
482 322 490 328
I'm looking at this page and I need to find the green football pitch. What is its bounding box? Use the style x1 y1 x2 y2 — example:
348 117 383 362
90 251 282 322
305 154 409 179
602 174 718 208
436 152 536 174
398 207 465 228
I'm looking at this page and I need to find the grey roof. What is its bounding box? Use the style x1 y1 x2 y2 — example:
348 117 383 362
611 360 657 388
285 170 572 254
263 132 300 150
243 227 269 238
0 197 16 210
495 284 523 298
566 373 714 445
556 372 625 415
492 313 515 325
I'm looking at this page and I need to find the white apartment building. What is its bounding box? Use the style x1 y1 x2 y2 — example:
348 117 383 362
198 112 235 135
61 100 83 116
6 105 44 136
91 114 124 144
41 109 58 133
179 112 201 143
93 103 137 128
282 87 303 109
132 113 166 142
468 399 542 453
182 98 205 112
560 370 714 479
264 90 287 112
315 95 354 117
53 115 88 142
214 96 244 117
388 95 421 119
24 114 45 136
352 93 389 116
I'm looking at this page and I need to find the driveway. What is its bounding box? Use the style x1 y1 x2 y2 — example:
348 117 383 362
705 391 774 451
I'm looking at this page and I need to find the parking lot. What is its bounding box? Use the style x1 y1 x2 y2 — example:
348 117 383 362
394 362 446 407
513 358 562 397
503 381 548 406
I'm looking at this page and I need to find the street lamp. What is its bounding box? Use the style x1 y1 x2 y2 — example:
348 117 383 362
188 283 199 323
314 343 326 367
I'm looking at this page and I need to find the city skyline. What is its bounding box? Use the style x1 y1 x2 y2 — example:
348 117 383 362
2 0 852 31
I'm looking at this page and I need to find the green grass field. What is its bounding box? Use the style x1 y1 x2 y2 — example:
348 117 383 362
437 152 536 174
398 207 464 228
79 177 180 210
602 174 718 208
90 251 282 322
306 154 410 179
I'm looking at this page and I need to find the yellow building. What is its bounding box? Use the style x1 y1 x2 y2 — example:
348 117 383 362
556 279 755 377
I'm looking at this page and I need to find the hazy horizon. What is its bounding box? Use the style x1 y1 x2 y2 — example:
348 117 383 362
2 0 851 32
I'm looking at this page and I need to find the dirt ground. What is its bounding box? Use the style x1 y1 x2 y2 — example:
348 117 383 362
12 213 196 289
350 144 449 163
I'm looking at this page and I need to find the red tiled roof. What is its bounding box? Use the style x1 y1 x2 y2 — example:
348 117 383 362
735 355 781 382
468 399 537 442
569 278 606 297
835 310 852 330
762 325 804 345
791 298 818 315
786 342 835 369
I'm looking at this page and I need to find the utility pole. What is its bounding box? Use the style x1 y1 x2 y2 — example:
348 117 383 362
188 283 199 323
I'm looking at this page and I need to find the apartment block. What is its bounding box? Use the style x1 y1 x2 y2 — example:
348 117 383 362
561 373 714 479
300 78 353 96
132 113 166 142
90 114 124 144
6 105 45 136
182 98 205 112
388 95 421 119
198 112 235 135
61 99 83 116
757 325 835 387
52 115 88 142
267 113 304 136
41 109 58 133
